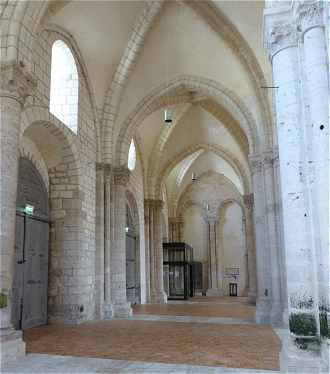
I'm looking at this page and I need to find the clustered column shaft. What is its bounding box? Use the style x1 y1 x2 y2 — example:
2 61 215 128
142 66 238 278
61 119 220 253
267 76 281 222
110 167 132 317
243 194 257 303
144 199 167 303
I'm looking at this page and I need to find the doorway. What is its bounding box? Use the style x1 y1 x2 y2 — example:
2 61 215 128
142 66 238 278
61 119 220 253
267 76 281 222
126 203 141 305
12 158 49 330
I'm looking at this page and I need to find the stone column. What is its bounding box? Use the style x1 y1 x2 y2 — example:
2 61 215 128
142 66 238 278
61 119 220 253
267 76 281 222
145 199 167 304
243 194 257 304
144 203 151 302
206 217 223 296
263 150 283 326
103 163 113 318
0 63 36 362
249 154 272 323
95 163 105 320
241 216 249 297
273 147 289 325
111 167 132 317
265 3 329 372
266 12 319 323
298 1 329 314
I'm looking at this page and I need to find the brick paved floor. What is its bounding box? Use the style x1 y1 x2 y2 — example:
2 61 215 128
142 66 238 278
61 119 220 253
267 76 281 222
24 320 280 371
133 297 255 321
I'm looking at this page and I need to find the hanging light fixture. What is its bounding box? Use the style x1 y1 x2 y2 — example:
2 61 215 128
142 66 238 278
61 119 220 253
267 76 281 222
164 108 173 124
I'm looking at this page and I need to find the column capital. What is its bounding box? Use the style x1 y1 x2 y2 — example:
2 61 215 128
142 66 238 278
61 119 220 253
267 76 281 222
203 214 219 225
144 199 164 210
263 4 298 59
294 1 325 34
262 148 279 167
96 162 113 174
243 193 254 210
113 166 130 186
248 153 263 174
0 63 37 104
168 216 183 224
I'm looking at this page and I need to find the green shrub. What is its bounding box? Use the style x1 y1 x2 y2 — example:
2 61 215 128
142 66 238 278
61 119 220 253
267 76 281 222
289 313 317 336
319 312 330 338
0 293 7 309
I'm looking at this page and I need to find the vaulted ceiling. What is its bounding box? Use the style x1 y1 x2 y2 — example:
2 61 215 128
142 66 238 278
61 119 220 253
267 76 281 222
48 0 270 202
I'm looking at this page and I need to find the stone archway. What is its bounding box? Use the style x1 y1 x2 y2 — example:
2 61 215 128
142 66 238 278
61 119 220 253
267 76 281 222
20 109 95 325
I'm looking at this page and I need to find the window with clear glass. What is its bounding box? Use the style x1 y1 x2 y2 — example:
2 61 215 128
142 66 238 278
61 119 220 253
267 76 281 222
50 40 79 133
128 139 136 171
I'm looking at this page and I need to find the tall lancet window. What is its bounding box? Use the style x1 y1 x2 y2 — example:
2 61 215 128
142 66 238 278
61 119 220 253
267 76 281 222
128 139 136 171
50 40 79 133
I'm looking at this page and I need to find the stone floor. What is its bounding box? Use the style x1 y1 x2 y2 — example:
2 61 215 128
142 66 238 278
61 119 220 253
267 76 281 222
2 297 281 373
2 353 280 373
133 297 255 321
23 320 280 371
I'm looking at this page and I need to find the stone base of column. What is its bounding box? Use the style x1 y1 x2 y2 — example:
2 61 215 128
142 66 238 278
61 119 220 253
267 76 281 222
247 290 257 304
0 328 25 364
256 297 271 324
282 307 289 329
103 303 113 319
241 287 249 297
321 341 330 374
150 291 167 304
206 288 224 297
276 329 329 373
111 302 132 318
270 301 284 327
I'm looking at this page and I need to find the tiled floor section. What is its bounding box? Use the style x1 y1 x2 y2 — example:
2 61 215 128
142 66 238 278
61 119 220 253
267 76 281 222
133 297 255 321
2 353 280 373
23 320 280 371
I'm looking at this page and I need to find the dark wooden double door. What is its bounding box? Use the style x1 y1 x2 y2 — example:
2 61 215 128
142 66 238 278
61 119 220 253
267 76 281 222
12 158 49 330
12 214 49 329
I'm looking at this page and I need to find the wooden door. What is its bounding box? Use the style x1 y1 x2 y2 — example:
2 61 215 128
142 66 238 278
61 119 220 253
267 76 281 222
12 157 49 330
12 214 25 329
126 233 136 304
22 217 49 329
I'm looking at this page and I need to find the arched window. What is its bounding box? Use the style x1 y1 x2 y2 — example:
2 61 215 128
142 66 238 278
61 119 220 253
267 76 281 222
128 139 136 171
50 40 79 133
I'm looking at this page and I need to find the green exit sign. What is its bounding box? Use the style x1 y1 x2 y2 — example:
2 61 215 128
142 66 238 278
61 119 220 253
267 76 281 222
24 204 34 215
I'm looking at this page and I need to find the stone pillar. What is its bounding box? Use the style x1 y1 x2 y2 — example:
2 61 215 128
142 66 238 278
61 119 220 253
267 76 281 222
243 194 257 304
299 1 329 315
95 163 105 320
266 9 319 325
263 150 283 326
111 167 132 317
206 217 223 296
145 199 167 304
0 63 36 362
273 147 289 326
103 164 113 318
144 205 151 302
241 216 249 297
264 3 326 372
249 155 272 323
